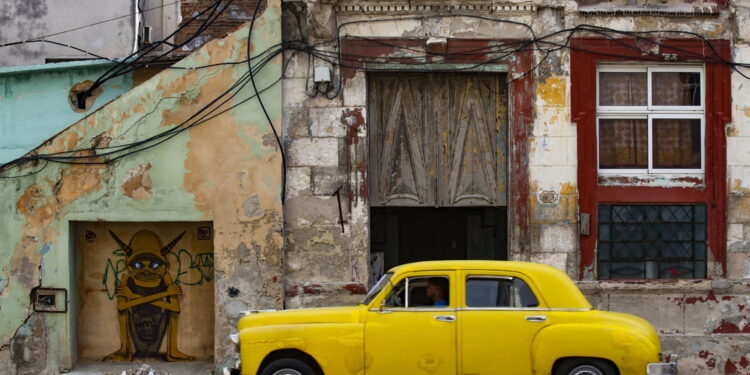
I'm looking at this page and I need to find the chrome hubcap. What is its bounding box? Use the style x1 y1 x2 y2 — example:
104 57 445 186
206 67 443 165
272 370 303 375
569 365 604 375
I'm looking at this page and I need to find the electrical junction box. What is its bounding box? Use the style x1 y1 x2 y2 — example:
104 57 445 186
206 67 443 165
314 66 331 83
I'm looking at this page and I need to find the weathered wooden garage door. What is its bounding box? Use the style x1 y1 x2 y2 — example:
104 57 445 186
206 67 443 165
75 221 214 362
369 73 507 207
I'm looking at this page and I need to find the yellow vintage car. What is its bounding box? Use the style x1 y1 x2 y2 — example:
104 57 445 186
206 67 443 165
226 261 676 375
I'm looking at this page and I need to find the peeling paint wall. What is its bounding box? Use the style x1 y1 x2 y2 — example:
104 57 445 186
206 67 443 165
0 60 134 164
0 1 282 372
281 0 749 373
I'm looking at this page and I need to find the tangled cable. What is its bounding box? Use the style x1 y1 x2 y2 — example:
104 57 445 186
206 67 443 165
0 3 746 183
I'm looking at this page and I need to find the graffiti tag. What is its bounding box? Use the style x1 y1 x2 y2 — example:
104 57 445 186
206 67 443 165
101 248 214 300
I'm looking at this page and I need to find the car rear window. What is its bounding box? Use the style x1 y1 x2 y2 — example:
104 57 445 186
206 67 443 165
466 277 539 308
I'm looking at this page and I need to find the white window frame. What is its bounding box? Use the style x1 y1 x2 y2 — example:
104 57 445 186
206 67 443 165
596 65 705 176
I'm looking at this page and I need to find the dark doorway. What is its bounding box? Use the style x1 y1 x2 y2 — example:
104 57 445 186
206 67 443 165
371 207 507 270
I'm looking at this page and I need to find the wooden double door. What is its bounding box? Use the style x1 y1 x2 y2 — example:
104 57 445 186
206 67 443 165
369 73 507 207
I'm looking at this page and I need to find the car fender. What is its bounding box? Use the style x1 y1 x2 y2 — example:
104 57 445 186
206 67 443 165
240 323 364 375
530 323 659 375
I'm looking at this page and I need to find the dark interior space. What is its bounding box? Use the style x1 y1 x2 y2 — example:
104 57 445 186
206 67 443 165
371 207 507 270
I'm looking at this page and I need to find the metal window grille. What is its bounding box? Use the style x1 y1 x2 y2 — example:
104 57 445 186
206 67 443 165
598 204 707 279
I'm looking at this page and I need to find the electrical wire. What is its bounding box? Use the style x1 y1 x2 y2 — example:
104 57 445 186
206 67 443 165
246 0 287 202
85 0 232 97
0 1 181 48
2 9 747 179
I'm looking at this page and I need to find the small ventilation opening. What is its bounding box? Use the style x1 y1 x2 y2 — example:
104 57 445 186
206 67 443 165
68 80 103 113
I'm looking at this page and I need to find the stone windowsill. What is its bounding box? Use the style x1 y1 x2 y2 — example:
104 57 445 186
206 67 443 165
576 278 749 294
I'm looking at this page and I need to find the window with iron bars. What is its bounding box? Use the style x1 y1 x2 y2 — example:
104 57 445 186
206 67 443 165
598 204 707 279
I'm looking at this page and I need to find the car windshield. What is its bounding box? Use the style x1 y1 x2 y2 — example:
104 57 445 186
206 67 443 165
360 272 393 305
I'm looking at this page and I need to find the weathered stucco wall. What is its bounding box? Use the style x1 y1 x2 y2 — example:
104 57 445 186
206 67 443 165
281 0 749 373
0 60 134 164
0 1 282 372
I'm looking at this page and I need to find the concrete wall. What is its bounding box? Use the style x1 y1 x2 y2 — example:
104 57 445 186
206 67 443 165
0 60 134 164
0 1 283 372
281 0 749 373
0 0 137 67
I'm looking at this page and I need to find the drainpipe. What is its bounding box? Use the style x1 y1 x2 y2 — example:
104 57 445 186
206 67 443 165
132 0 141 54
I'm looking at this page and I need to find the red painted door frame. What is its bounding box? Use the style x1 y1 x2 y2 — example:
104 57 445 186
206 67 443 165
571 38 731 279
341 38 534 255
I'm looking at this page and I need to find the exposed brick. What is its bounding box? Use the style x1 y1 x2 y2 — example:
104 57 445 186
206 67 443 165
173 0 264 56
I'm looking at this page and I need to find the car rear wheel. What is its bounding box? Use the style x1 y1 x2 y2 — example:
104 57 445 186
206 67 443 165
260 357 317 375
554 358 617 375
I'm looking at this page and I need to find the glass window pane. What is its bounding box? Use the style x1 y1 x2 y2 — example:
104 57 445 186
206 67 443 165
409 277 449 307
599 72 647 106
658 261 697 279
599 262 611 280
599 119 648 169
653 118 701 169
695 205 707 222
598 205 611 223
466 278 510 307
384 279 406 307
609 261 646 279
694 243 706 260
598 204 708 280
466 277 539 308
512 278 539 308
598 243 611 260
693 261 706 279
652 72 701 106
361 272 393 305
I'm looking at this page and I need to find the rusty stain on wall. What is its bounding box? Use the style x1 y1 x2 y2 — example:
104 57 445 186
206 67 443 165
122 163 153 201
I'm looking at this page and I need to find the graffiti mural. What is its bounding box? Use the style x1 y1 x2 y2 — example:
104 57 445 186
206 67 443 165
76 222 215 362
105 230 193 361
101 245 215 299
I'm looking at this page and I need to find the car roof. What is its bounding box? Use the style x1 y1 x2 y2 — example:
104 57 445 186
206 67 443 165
387 260 593 310
389 260 558 273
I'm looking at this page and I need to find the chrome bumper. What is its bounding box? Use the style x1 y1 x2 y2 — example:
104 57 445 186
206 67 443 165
647 362 677 375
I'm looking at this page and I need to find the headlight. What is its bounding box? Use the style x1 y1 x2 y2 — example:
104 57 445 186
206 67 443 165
229 332 240 345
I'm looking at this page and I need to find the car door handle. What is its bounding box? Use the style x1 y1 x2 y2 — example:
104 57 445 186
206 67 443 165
434 315 456 322
525 315 547 322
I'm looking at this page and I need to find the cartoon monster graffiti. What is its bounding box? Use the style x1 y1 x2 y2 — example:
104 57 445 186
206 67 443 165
104 230 195 362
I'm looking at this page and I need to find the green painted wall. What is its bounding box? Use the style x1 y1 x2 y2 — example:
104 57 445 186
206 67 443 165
0 1 282 372
0 60 133 164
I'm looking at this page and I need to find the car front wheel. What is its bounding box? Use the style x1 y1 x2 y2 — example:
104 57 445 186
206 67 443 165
554 358 617 375
260 357 317 375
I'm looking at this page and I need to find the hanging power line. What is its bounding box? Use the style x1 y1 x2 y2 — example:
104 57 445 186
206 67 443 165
1 8 747 181
0 1 181 48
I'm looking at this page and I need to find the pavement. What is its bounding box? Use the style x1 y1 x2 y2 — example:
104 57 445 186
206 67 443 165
67 362 215 375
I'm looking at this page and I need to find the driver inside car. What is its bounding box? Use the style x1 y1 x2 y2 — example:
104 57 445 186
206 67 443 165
426 277 449 307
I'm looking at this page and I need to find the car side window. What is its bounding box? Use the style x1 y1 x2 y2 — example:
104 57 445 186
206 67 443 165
384 279 406 307
466 276 539 308
383 276 450 308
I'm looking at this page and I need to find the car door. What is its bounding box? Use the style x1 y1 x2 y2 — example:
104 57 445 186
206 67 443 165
365 271 457 375
458 270 549 375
